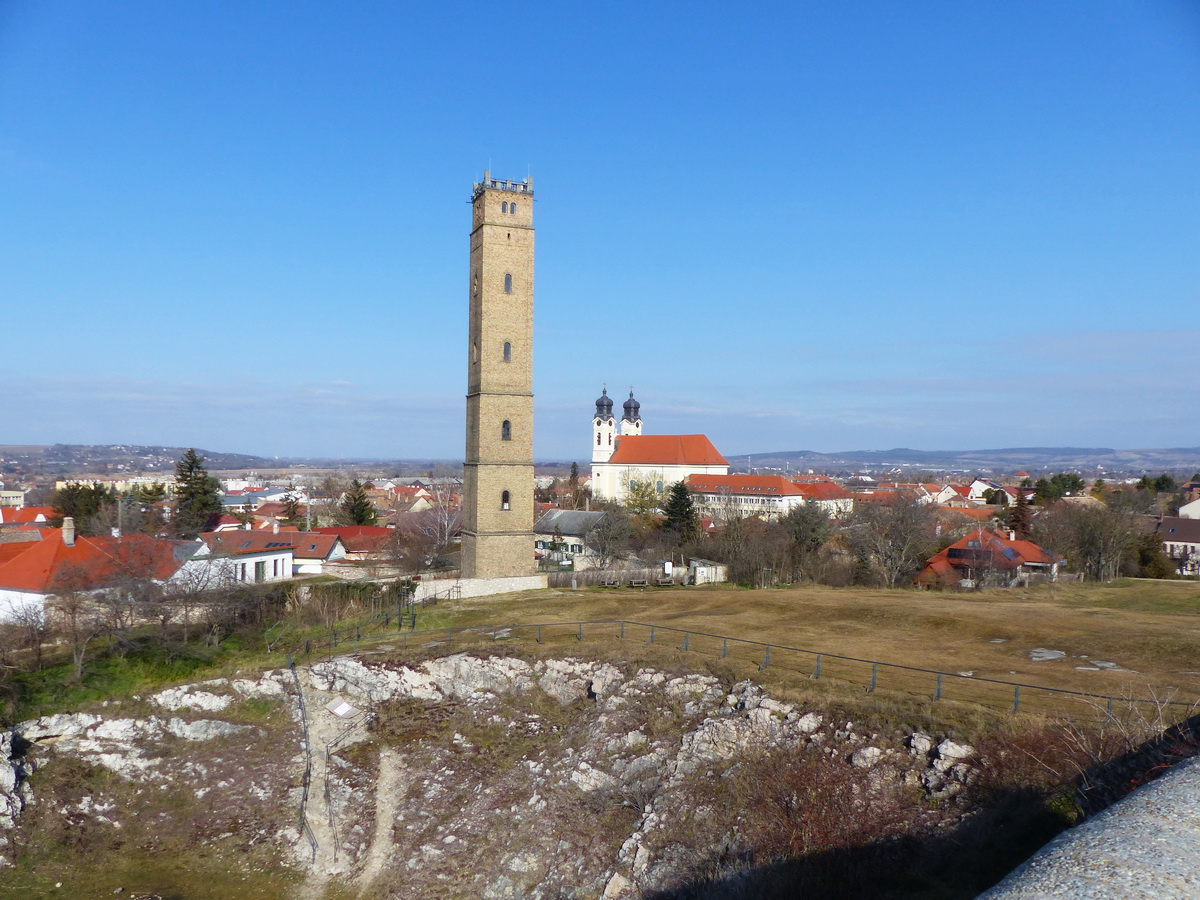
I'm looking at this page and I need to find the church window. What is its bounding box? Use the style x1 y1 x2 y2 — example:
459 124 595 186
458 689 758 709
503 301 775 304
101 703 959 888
504 273 513 293
656 480 663 492
596 433 601 446
501 490 510 510
501 420 511 441
471 342 478 363
502 201 508 213
503 341 511 362
608 433 612 445
511 202 517 214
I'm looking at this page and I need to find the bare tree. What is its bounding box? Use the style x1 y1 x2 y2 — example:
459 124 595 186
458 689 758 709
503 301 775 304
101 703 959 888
848 496 938 588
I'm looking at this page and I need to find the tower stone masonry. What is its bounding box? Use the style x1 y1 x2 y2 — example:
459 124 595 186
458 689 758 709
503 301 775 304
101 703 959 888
461 171 536 579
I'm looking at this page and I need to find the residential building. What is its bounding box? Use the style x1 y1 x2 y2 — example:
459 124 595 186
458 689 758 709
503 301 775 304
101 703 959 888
1150 516 1200 576
916 528 1060 589
533 509 607 567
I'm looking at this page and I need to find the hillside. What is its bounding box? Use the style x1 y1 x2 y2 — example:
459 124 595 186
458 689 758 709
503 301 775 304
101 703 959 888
1 649 1076 900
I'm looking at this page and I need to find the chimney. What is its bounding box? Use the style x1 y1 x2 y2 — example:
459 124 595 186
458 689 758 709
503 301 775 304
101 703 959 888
63 516 75 547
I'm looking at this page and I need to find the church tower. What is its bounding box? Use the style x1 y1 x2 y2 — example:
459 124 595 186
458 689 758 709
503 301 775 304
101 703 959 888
592 386 616 463
462 171 536 579
620 388 643 436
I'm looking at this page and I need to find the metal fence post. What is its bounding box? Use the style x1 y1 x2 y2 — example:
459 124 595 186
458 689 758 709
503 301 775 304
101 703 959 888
759 646 771 671
933 673 942 701
492 626 497 642
577 623 583 641
1107 697 1114 718
813 654 821 680
721 638 728 658
447 628 453 650
683 632 689 652
1012 685 1020 714
868 663 877 694
620 621 625 639
649 626 655 644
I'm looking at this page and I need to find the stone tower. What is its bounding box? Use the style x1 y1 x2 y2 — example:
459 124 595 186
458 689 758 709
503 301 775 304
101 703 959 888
462 171 536 579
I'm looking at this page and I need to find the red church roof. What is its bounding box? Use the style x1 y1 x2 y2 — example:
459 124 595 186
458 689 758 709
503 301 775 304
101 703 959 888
608 435 728 467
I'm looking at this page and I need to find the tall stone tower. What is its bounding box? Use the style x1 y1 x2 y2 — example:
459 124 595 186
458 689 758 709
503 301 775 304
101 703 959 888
462 171 536 579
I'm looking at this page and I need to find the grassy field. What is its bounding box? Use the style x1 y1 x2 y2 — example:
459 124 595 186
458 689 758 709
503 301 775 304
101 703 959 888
388 578 1200 725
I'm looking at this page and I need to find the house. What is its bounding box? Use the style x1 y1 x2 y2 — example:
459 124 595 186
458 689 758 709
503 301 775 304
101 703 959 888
0 490 25 508
314 525 394 559
1178 497 1200 520
533 509 607 567
916 528 1060 589
0 520 217 622
285 533 347 575
684 475 810 522
1149 516 1200 576
196 531 296 585
0 506 55 527
790 481 855 517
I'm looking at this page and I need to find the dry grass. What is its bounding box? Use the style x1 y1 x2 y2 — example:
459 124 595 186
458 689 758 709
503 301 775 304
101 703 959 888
402 579 1200 725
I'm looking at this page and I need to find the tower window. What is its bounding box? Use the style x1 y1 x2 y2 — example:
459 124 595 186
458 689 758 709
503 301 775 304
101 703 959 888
511 202 517 214
501 420 511 441
502 201 508 213
597 433 601 446
501 490 510 510
608 433 612 445
504 273 512 293
503 341 511 362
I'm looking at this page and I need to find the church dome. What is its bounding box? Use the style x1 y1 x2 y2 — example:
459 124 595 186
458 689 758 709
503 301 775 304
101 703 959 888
594 387 613 418
622 389 641 421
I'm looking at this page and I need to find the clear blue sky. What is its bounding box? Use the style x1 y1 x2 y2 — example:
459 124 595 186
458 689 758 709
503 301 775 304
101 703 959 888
2 1 1198 461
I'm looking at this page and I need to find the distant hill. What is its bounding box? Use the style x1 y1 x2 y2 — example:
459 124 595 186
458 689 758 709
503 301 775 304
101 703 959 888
0 444 273 476
738 446 1200 475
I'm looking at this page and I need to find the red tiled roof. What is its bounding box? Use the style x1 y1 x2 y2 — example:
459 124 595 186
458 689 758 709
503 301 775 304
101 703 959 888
608 435 728 467
313 525 392 553
0 506 55 525
0 531 195 594
686 474 806 496
199 532 298 556
791 482 851 501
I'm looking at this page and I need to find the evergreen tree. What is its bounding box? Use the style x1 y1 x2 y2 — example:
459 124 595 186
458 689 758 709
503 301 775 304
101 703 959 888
1008 491 1033 540
338 479 378 526
172 449 223 537
781 503 833 582
663 481 698 542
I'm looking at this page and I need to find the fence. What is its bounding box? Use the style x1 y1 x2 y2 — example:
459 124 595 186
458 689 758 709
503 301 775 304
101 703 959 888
286 659 319 863
285 618 1197 723
546 566 671 589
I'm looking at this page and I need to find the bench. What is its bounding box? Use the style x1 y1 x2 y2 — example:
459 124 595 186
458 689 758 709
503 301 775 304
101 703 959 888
656 577 675 587
600 577 621 588
629 578 648 587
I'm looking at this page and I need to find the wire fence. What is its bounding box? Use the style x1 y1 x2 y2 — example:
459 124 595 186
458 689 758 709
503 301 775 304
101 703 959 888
285 618 1198 723
286 659 319 863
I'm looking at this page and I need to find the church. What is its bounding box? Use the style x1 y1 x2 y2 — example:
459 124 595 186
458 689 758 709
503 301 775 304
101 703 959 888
590 387 729 503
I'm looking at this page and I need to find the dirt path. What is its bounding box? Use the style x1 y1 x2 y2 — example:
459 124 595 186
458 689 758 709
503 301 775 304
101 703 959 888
356 746 408 894
292 663 375 900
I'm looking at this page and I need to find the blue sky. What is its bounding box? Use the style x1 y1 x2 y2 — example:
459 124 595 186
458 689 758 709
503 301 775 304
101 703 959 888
2 1 1198 461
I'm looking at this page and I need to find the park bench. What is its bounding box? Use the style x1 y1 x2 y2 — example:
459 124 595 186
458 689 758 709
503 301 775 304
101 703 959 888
629 578 649 587
600 577 621 588
656 577 675 587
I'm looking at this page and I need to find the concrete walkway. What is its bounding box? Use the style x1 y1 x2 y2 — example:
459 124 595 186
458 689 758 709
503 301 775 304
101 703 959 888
979 756 1200 899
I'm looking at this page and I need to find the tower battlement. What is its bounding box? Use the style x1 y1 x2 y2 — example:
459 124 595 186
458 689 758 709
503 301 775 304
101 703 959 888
472 170 534 201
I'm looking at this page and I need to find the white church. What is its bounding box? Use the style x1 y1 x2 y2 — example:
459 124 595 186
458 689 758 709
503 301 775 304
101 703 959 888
589 387 729 503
